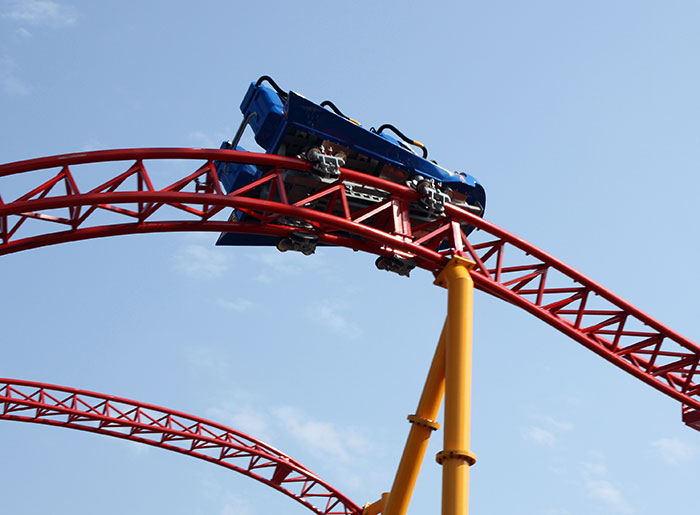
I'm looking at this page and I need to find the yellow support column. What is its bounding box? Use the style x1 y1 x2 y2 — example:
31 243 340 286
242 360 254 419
382 323 447 515
435 257 476 515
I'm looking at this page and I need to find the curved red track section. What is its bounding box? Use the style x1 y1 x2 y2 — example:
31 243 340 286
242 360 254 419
1 148 699 431
0 378 362 515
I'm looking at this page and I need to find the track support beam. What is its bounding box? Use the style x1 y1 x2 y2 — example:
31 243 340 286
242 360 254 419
435 256 476 515
376 257 476 515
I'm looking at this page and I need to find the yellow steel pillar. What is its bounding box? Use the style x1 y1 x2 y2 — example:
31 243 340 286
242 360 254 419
381 323 447 515
435 257 476 515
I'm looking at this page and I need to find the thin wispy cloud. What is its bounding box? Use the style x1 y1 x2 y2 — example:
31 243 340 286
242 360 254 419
522 415 573 447
306 302 361 339
81 139 109 152
198 478 257 515
522 426 557 447
542 416 574 432
582 453 633 513
651 437 696 465
173 244 229 278
584 479 632 513
182 345 230 379
204 390 378 495
582 460 607 477
216 298 254 313
206 399 373 468
124 440 150 456
219 493 255 515
2 74 30 95
0 55 30 96
273 406 371 465
207 404 273 442
2 0 77 27
206 395 371 462
251 251 306 282
318 304 349 331
271 405 374 492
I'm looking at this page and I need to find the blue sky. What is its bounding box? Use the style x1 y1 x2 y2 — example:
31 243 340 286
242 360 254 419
1 1 699 514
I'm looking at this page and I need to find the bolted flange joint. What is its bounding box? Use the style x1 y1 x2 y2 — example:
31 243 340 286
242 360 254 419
435 449 477 466
407 414 440 431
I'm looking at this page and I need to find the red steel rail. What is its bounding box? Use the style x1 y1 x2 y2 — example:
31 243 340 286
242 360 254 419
1 148 699 433
0 378 362 515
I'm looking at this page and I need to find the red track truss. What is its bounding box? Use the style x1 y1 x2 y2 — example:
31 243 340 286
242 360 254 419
1 148 699 431
0 379 362 515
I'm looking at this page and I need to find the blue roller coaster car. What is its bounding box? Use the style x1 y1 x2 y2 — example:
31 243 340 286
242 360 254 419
215 76 486 250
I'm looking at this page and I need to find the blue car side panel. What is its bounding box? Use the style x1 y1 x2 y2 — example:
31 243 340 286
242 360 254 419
214 141 278 246
240 86 286 151
217 143 262 194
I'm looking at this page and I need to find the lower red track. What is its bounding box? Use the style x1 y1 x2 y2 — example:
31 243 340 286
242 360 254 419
0 379 362 515
1 148 699 510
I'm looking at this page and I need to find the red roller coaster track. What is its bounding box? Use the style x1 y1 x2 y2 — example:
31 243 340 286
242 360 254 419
1 148 699 510
0 379 362 515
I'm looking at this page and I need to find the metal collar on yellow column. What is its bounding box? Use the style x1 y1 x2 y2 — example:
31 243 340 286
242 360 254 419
435 449 477 466
407 414 441 431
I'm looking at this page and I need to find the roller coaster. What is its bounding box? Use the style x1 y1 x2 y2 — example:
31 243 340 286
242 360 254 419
1 93 698 513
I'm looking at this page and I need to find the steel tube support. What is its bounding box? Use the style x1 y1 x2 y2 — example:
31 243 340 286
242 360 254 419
382 323 447 515
435 257 477 515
